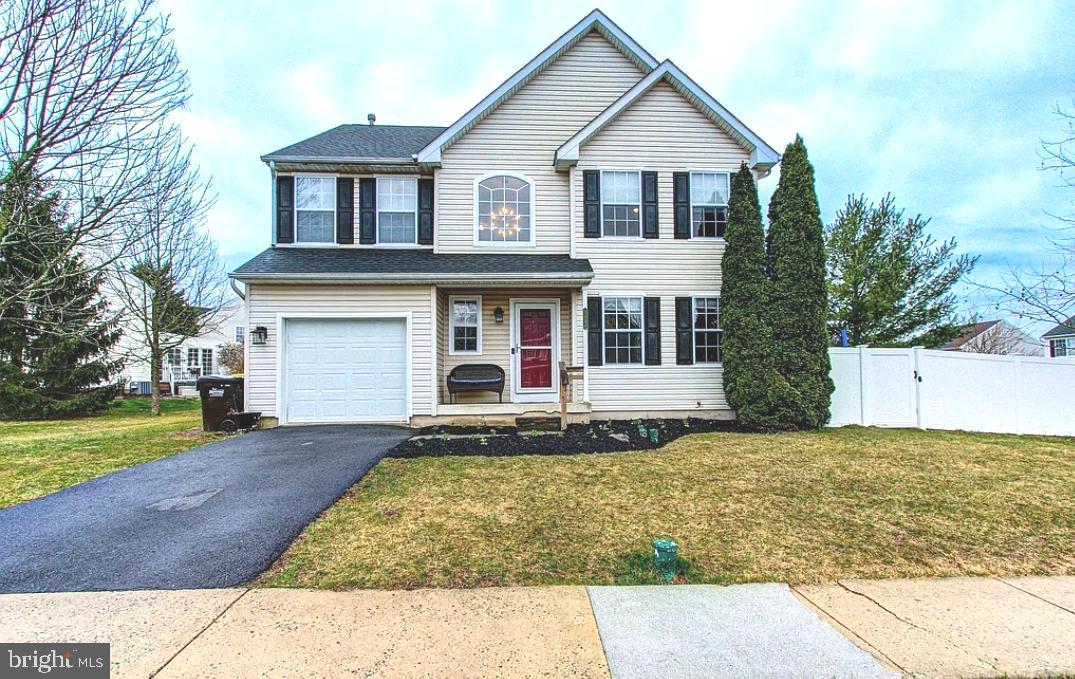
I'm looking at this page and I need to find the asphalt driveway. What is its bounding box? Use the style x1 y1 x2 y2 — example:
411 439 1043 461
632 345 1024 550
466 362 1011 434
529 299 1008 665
0 425 409 593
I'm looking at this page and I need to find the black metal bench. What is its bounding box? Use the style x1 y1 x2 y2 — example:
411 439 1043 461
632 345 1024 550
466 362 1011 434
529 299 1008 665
447 364 505 403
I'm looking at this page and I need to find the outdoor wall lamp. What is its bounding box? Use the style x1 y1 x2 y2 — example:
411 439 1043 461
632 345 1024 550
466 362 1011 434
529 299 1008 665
493 306 505 324
250 326 268 346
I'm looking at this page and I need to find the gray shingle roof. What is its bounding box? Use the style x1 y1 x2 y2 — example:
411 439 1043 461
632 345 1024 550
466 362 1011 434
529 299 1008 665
1043 315 1075 339
231 248 593 281
261 124 446 163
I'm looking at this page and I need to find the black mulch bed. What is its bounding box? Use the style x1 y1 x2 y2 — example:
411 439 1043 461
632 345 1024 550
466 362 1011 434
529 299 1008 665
387 418 743 458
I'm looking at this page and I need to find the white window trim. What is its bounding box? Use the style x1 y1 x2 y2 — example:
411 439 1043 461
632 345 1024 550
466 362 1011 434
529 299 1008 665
692 293 723 365
600 293 646 366
599 169 644 240
234 325 245 344
472 171 536 247
689 170 731 241
293 173 338 245
201 348 214 372
375 176 420 246
448 295 483 356
187 347 200 366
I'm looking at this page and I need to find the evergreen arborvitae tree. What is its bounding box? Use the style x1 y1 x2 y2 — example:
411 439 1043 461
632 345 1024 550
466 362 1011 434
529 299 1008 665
721 163 801 429
766 136 834 429
0 170 123 419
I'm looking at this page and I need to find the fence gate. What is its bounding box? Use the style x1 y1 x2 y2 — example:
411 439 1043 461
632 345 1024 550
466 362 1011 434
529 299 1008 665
862 348 919 428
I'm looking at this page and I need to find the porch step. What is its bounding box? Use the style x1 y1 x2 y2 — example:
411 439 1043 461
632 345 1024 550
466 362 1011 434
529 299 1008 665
516 416 561 432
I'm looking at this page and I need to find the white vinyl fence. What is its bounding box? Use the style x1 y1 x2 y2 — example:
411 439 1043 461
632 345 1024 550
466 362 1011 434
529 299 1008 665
829 347 1075 437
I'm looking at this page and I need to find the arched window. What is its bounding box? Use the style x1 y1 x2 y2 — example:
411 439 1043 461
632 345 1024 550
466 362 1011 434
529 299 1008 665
476 173 533 244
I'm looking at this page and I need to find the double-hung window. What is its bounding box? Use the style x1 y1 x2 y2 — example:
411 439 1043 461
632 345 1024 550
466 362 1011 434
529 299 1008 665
693 297 722 363
377 178 418 244
294 176 336 243
1051 337 1075 357
234 326 246 344
201 348 214 373
603 296 643 364
690 172 729 238
449 297 481 354
601 171 641 237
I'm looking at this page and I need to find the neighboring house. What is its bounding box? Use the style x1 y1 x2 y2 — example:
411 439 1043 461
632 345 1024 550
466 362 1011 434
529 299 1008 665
940 320 1044 356
1043 315 1075 358
230 9 781 426
120 302 248 395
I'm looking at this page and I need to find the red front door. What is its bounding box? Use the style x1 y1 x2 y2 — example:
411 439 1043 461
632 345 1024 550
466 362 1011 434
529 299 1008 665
518 307 553 389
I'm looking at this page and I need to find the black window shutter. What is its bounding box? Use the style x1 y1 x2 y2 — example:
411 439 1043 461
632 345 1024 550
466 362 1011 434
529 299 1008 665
587 296 603 366
359 178 376 244
418 178 434 245
276 176 294 244
644 297 661 365
675 296 694 364
583 170 600 238
642 171 659 239
673 172 690 239
336 178 354 244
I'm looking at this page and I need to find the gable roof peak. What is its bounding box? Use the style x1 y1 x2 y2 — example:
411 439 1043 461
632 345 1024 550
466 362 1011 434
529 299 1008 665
416 9 658 165
555 58 781 172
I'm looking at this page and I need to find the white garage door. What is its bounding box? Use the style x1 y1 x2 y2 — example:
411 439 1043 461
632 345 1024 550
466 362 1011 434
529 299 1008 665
283 318 408 423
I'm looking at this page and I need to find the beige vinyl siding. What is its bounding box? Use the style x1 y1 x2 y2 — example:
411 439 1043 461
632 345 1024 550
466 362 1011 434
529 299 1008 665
574 81 755 412
245 284 434 418
436 31 643 254
439 288 573 404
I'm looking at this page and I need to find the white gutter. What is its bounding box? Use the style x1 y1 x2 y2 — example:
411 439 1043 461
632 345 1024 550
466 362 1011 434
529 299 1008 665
229 271 594 284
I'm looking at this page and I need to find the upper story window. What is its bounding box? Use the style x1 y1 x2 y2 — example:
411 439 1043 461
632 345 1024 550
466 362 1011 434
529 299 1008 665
601 171 641 237
690 172 729 238
377 178 417 244
476 174 533 244
295 176 336 243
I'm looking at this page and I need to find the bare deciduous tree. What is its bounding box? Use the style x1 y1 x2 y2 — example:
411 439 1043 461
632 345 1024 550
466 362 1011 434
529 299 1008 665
981 93 1075 325
961 321 1044 356
0 0 189 324
108 137 224 415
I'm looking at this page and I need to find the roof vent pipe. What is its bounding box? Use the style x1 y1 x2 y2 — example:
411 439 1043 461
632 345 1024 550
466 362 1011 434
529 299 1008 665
367 113 376 126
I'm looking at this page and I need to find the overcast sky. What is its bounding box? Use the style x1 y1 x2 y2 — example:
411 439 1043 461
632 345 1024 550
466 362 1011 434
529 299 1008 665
159 0 1075 330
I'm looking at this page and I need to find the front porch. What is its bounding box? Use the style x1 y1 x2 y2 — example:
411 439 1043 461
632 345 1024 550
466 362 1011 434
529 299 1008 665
424 285 590 426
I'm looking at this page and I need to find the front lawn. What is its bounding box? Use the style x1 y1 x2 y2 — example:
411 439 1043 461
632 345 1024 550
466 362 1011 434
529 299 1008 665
0 398 216 508
260 427 1075 589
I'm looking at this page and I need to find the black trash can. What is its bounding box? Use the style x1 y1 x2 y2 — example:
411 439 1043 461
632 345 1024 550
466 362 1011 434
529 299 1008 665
196 376 256 433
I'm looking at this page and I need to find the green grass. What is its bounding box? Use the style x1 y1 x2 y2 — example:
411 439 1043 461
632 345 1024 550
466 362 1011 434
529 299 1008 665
260 426 1075 590
0 398 217 508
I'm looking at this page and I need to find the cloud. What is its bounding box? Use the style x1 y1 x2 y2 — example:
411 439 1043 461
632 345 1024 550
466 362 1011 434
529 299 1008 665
159 0 1075 323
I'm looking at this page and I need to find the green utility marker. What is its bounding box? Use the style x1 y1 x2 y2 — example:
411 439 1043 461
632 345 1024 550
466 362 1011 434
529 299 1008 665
652 538 678 582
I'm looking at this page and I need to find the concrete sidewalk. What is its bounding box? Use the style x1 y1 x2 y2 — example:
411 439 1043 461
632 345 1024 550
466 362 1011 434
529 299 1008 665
1 577 1073 678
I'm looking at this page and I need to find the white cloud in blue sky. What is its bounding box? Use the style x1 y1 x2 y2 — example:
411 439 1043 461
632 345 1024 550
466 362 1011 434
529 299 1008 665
160 0 1075 326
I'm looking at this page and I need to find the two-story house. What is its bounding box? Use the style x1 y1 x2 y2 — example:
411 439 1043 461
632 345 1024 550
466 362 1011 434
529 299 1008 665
230 9 780 426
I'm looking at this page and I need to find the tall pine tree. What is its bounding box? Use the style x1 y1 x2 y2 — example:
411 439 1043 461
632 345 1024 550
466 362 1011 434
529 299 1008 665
0 169 123 419
766 136 833 429
722 163 802 429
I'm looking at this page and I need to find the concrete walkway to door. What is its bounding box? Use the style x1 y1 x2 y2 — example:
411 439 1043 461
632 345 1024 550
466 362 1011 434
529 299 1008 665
0 425 409 593
3 576 1074 677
